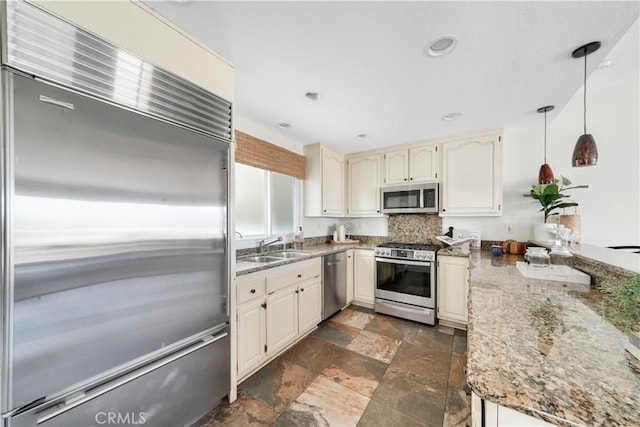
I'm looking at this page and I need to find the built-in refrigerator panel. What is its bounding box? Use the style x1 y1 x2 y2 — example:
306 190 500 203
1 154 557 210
8 328 230 427
7 72 229 411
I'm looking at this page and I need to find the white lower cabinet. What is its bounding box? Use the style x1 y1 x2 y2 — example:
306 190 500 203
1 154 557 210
298 278 322 334
353 249 375 305
346 249 354 304
266 286 299 357
437 255 469 328
236 258 321 381
236 299 267 376
473 393 554 427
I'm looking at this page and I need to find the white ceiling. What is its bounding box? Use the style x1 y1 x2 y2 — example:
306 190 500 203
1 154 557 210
146 1 639 153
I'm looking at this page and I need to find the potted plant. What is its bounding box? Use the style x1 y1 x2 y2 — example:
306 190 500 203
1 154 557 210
529 176 588 242
530 176 588 223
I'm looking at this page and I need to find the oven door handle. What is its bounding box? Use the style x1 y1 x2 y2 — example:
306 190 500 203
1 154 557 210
375 257 433 267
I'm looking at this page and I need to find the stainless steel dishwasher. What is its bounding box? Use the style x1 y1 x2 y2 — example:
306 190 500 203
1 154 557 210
322 252 348 320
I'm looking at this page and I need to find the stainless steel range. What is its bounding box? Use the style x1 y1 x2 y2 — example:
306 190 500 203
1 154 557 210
374 242 439 325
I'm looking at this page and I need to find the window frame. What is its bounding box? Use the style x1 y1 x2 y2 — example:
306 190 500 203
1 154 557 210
234 164 300 248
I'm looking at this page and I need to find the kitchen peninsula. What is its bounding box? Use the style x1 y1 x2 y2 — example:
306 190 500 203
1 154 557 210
466 251 640 426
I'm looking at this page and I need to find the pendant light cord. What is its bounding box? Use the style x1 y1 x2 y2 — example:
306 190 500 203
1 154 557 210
583 48 587 135
544 109 547 163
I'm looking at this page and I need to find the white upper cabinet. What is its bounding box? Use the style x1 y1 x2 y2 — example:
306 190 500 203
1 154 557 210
304 143 345 217
347 153 382 216
409 145 438 183
383 145 438 186
383 149 410 186
440 131 502 216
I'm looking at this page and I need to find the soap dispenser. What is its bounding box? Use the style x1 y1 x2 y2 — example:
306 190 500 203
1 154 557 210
294 226 304 250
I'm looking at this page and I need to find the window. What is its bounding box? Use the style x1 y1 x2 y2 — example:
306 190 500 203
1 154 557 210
235 163 296 239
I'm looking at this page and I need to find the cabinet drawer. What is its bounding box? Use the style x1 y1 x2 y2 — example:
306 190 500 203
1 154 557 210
237 277 266 305
267 259 321 294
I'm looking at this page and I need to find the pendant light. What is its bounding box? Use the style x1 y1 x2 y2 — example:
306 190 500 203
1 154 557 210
571 41 601 167
537 105 555 184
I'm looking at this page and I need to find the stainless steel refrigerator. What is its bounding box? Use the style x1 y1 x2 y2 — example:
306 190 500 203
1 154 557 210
0 2 232 426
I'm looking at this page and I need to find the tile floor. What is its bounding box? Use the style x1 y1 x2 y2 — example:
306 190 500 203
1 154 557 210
197 305 471 427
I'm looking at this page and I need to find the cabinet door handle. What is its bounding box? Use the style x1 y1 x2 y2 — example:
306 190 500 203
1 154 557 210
300 288 305 292
250 289 256 294
261 302 266 309
404 178 407 181
295 290 299 294
410 177 413 181
376 210 380 213
297 274 302 278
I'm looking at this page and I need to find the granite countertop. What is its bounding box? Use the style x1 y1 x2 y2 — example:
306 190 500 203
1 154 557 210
531 240 640 275
235 242 375 276
466 251 640 426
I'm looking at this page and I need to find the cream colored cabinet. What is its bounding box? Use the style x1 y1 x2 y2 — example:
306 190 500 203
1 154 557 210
440 131 502 216
347 153 382 216
298 278 322 334
236 258 321 381
474 393 554 427
346 250 354 304
353 249 375 305
383 149 409 186
437 255 469 328
237 299 267 376
266 286 299 356
304 143 345 216
383 145 438 186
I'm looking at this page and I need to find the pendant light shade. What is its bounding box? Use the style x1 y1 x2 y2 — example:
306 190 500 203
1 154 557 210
537 105 555 184
572 134 598 166
571 41 601 167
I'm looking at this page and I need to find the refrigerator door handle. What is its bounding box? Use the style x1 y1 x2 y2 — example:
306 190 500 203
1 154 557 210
35 331 228 425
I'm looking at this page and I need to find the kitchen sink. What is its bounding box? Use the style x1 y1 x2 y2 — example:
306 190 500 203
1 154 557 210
239 256 283 263
271 251 311 259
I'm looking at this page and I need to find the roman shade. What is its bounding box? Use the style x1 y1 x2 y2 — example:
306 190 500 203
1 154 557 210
235 130 306 179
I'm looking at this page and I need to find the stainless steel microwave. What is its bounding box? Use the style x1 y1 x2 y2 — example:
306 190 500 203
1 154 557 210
381 183 439 214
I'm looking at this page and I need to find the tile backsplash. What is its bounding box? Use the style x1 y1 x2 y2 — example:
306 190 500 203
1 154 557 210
387 214 443 244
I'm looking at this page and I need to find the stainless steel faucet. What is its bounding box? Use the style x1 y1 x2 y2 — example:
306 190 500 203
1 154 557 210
259 236 283 254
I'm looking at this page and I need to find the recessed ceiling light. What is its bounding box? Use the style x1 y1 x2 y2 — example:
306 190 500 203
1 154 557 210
356 134 368 139
442 112 462 121
305 92 319 101
277 122 291 129
597 60 613 69
425 35 458 57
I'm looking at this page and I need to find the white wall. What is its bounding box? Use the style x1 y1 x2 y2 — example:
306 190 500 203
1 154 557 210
444 80 639 246
234 115 304 155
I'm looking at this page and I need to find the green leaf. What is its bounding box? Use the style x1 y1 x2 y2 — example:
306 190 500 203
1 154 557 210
561 176 572 186
564 185 589 190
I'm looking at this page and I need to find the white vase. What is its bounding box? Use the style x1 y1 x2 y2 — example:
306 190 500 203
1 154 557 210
533 223 559 243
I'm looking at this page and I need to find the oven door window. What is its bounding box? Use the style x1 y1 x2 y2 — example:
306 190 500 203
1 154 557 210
383 189 421 210
376 261 432 298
